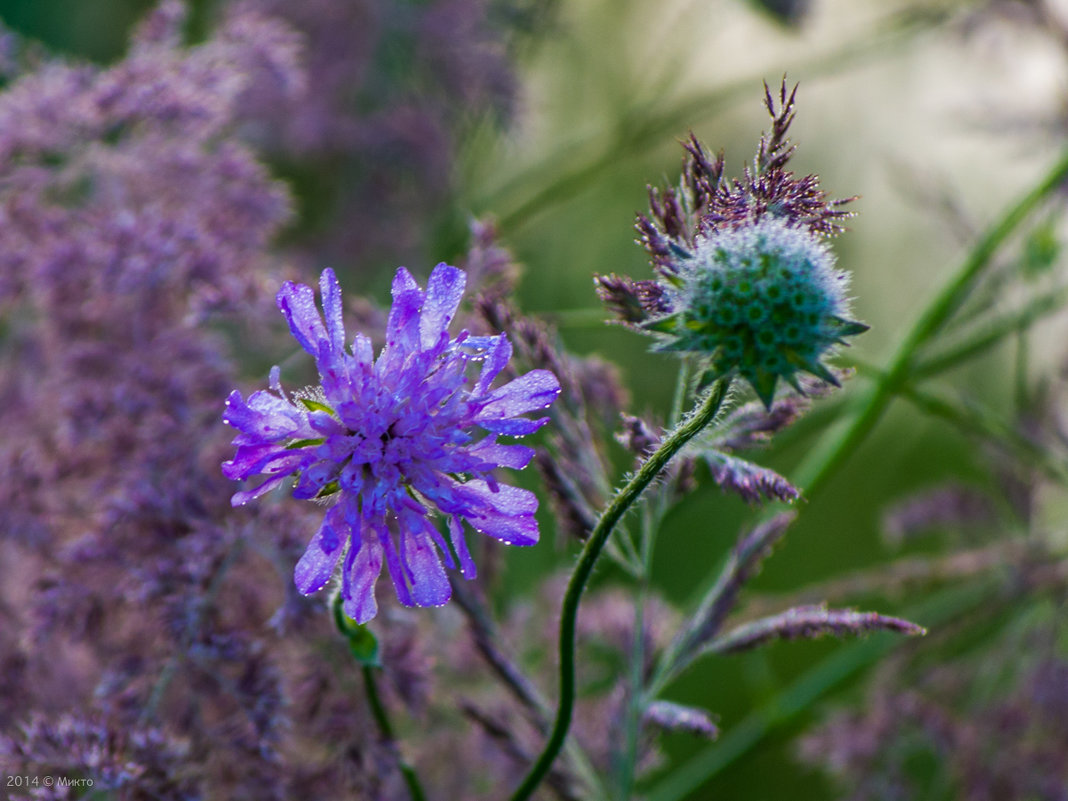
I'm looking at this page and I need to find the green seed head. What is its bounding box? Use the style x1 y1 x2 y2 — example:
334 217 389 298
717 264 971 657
648 217 867 407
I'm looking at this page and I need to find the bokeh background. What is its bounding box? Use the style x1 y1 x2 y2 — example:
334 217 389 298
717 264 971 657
1 0 1067 798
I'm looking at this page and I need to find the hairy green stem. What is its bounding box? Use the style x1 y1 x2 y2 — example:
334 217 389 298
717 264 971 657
508 377 731 801
794 148 1068 498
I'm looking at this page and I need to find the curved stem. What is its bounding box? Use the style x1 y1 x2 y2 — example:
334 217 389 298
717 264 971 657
509 377 731 801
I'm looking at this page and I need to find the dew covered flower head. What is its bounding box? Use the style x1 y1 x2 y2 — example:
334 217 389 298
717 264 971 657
223 264 560 622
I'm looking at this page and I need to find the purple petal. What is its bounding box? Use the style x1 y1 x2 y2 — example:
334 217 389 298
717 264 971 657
378 268 424 375
224 447 312 483
419 263 465 350
342 528 384 624
221 442 285 480
307 410 347 436
457 481 540 546
461 481 537 515
319 268 346 354
468 513 539 546
461 336 501 352
477 417 549 437
294 504 347 594
476 369 561 421
399 524 451 608
465 437 535 469
352 333 374 368
277 279 327 357
377 521 413 608
231 473 288 507
223 389 305 443
409 509 456 570
449 516 477 579
473 335 512 395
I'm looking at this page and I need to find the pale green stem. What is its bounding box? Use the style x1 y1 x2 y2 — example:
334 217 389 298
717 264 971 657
1013 325 1029 417
794 148 1068 498
914 282 1068 379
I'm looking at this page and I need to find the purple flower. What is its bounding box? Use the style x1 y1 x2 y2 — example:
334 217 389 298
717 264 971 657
223 265 560 622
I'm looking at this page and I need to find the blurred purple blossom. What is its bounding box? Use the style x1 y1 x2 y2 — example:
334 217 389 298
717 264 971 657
801 647 1068 801
0 714 197 800
235 0 519 269
0 0 542 796
882 484 998 545
645 700 720 740
224 265 560 621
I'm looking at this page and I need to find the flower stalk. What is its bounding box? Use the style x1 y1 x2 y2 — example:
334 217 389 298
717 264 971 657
333 594 427 801
508 376 732 801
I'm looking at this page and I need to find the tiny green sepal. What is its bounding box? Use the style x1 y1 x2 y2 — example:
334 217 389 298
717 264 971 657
333 595 381 667
694 363 723 393
641 315 679 335
346 625 381 666
829 317 870 337
750 369 778 410
798 357 841 387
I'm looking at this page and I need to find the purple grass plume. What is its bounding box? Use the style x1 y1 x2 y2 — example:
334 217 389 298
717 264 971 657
223 265 561 622
705 604 926 656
